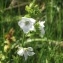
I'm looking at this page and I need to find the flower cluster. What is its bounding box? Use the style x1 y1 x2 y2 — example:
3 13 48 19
18 17 45 35
17 17 45 60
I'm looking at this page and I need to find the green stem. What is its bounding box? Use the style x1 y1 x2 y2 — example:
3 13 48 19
50 0 53 23
22 33 25 47
58 8 61 40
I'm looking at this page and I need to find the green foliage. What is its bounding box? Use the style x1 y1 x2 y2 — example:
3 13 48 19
25 2 41 18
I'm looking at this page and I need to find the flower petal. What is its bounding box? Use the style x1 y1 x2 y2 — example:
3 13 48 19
18 20 25 29
22 25 32 33
39 21 45 27
24 52 28 61
27 47 33 51
27 51 35 56
30 26 35 31
29 18 36 24
39 21 45 36
40 27 45 36
17 48 24 56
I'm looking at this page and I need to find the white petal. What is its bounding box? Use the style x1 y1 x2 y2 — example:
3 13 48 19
27 52 35 56
29 18 36 24
22 27 30 33
40 27 45 36
30 26 35 31
39 21 45 27
27 47 33 51
22 23 34 33
22 17 36 24
24 52 28 61
18 20 25 29
21 17 30 22
22 25 32 33
17 48 24 56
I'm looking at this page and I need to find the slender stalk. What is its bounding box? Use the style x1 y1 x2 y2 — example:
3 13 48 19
22 33 25 47
58 8 61 40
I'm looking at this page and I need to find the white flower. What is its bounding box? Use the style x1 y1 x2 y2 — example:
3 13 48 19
17 47 35 60
39 21 45 36
18 17 36 33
